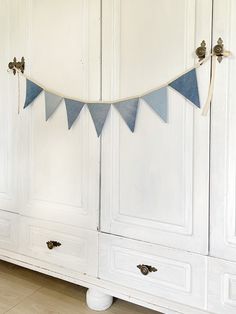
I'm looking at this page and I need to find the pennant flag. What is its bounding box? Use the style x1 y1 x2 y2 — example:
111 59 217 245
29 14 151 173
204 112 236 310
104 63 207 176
142 87 168 122
114 98 139 132
169 69 200 108
24 79 43 108
45 92 63 121
87 103 111 137
65 99 84 129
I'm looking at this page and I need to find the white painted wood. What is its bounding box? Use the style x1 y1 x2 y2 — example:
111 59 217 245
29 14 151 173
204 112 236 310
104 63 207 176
0 247 212 314
208 257 236 314
86 288 113 311
0 210 19 252
11 0 101 229
19 217 98 277
4 1 234 314
99 233 207 310
101 0 212 254
0 1 22 213
210 0 236 262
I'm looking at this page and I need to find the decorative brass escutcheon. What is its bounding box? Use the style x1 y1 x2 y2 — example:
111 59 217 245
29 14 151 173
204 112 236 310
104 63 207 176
137 264 158 276
213 37 224 63
8 57 25 75
195 40 206 61
46 240 61 250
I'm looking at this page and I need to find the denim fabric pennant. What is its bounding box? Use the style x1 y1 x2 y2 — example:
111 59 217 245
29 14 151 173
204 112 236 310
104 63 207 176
45 92 63 121
142 87 168 122
88 103 111 137
169 69 200 107
65 99 84 129
114 98 139 132
24 79 43 108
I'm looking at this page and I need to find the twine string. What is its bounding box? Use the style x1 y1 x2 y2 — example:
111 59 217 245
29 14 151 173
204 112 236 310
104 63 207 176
17 71 21 114
13 54 211 105
10 50 231 116
202 50 231 116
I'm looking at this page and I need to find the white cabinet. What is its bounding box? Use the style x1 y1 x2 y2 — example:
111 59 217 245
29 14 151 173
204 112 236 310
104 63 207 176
101 0 211 254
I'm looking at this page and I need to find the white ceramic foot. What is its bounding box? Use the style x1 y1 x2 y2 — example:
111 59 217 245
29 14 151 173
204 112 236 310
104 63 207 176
86 288 113 311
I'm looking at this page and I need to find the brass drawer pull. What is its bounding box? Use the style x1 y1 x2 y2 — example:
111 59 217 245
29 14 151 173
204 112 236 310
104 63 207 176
46 240 61 250
137 264 158 276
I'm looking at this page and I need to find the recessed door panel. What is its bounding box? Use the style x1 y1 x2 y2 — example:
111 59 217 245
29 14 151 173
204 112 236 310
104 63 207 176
13 0 101 229
101 0 212 253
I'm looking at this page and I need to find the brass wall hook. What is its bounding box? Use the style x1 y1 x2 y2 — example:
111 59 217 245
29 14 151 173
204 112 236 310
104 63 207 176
8 57 25 75
213 38 224 63
195 40 206 61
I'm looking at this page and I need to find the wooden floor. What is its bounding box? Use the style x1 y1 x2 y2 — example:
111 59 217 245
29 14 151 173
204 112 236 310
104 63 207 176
0 261 159 314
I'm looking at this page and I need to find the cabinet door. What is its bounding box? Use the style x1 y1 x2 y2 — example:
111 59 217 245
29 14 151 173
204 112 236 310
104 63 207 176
101 0 212 254
4 0 101 230
210 0 236 261
0 1 20 213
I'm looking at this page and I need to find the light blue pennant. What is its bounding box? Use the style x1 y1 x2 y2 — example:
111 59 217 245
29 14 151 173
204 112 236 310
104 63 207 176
169 69 200 108
87 103 111 137
65 99 84 129
45 92 63 121
24 79 43 108
142 87 168 122
114 98 139 132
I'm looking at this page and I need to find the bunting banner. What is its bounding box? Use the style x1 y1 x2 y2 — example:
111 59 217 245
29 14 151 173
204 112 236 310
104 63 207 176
115 98 139 132
169 69 200 108
142 87 168 122
21 60 206 137
65 99 84 129
24 80 43 108
45 92 63 121
88 103 111 136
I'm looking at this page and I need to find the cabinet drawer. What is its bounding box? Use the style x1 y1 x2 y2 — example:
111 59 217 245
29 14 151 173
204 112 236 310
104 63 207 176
19 217 98 277
99 234 206 309
0 210 18 251
208 258 236 314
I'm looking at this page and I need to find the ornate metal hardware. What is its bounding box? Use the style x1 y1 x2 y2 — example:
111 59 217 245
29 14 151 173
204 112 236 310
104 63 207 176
195 40 206 61
8 57 25 75
213 37 224 63
46 240 61 250
137 264 158 276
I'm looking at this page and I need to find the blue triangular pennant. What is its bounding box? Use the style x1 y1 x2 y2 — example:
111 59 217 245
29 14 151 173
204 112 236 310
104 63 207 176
87 103 111 137
142 87 168 122
114 98 139 132
65 99 84 129
45 91 63 121
169 69 200 107
24 79 43 108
